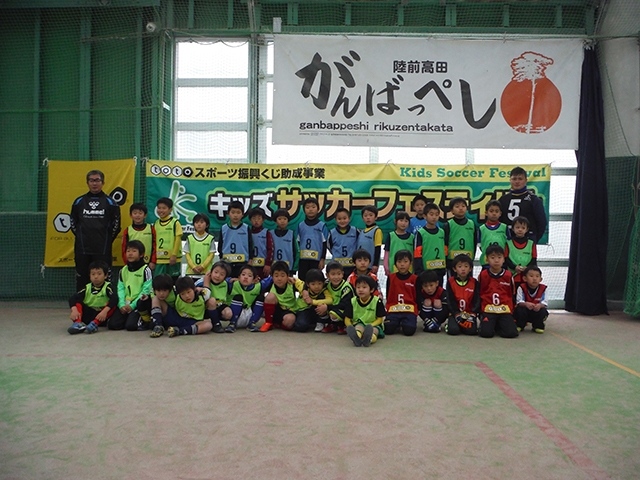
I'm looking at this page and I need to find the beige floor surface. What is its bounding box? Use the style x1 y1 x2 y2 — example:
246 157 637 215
1 305 639 480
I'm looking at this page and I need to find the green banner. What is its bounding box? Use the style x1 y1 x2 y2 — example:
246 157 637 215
145 161 550 243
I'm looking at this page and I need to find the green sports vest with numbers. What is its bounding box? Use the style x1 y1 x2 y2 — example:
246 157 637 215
155 217 181 264
479 223 507 263
209 281 229 305
327 279 352 304
351 296 381 325
506 239 534 271
231 281 261 308
175 291 206 319
418 227 446 270
120 264 146 303
447 218 476 259
389 232 415 273
83 282 110 309
186 233 214 274
128 224 153 263
271 283 297 311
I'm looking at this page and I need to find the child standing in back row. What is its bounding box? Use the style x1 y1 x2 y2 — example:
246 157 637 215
154 197 183 282
184 213 216 281
122 203 156 270
297 197 328 282
328 207 359 279
384 211 414 276
270 208 298 275
248 207 273 279
478 200 509 267
413 202 447 285
219 200 252 278
357 205 383 275
443 197 477 276
409 194 428 234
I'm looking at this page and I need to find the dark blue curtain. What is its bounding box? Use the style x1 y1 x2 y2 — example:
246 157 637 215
564 46 608 315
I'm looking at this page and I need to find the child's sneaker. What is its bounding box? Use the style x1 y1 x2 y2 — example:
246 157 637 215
314 322 324 332
225 323 236 333
534 328 545 334
150 326 164 338
167 326 180 338
336 326 346 335
85 321 99 334
212 322 224 334
423 318 440 333
321 323 336 333
68 322 87 335
346 325 362 347
137 319 152 331
259 322 273 332
361 325 374 347
247 323 260 332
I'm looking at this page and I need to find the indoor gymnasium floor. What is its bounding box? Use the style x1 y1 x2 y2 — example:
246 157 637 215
1 304 639 480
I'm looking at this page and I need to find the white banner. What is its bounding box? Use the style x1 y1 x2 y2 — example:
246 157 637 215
273 35 583 149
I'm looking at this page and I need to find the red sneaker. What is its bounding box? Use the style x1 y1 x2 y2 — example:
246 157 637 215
321 324 336 333
336 327 346 335
259 322 273 332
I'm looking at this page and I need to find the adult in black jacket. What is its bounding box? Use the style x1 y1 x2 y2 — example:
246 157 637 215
498 166 547 244
70 170 121 291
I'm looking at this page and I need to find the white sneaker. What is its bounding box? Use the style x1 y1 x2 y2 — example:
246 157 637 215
315 322 324 332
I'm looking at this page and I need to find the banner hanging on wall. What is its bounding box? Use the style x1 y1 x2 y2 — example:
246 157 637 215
44 159 135 267
145 160 550 243
273 35 583 149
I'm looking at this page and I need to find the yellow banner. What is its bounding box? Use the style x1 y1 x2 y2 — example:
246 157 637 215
44 159 136 267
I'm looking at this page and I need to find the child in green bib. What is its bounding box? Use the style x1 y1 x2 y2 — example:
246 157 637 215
262 260 306 331
67 260 120 334
345 275 386 347
505 216 537 286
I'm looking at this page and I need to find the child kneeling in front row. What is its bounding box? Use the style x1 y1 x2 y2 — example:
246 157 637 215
445 254 480 336
153 276 215 338
68 260 120 334
226 264 272 333
419 269 449 333
201 260 234 333
345 275 386 347
117 240 153 331
292 269 333 332
384 250 419 336
320 261 354 334
514 266 549 333
261 260 305 331
478 245 519 339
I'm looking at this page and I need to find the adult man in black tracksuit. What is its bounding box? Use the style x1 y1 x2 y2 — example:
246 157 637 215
70 170 121 291
498 166 548 244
